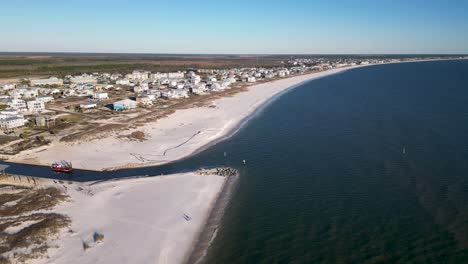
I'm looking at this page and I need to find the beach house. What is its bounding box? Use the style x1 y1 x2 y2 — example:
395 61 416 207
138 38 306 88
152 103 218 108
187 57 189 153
36 95 54 103
27 100 46 113
8 99 27 112
30 77 64 86
190 84 208 95
70 75 98 84
136 95 153 106
0 115 26 131
113 99 137 111
167 89 189 99
93 92 109 100
116 79 131 86
1 83 16 91
80 102 98 109
126 71 150 81
34 115 56 127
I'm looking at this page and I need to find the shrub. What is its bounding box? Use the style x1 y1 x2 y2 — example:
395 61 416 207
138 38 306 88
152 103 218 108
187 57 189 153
82 242 90 250
93 232 104 243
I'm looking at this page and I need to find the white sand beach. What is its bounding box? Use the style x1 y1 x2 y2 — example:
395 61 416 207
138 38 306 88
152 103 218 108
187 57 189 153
9 66 362 171
35 173 226 264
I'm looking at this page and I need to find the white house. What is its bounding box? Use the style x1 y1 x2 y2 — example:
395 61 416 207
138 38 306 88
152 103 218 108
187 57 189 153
36 96 54 103
63 89 76 97
113 99 137 111
70 75 98 84
210 82 222 91
116 79 131 86
80 102 98 109
151 72 185 80
225 77 237 84
93 92 109 100
27 100 46 113
0 108 18 115
126 71 150 81
147 89 162 97
1 83 16 91
169 81 178 88
0 115 26 131
247 77 257 83
168 72 185 79
30 77 63 86
168 89 189 99
142 93 157 100
10 88 39 99
133 86 148 93
77 89 94 97
136 95 153 106
8 99 27 112
191 75 201 84
191 84 208 95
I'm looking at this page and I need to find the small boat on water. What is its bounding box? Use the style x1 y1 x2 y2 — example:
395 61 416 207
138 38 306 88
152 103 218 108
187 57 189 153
51 160 73 173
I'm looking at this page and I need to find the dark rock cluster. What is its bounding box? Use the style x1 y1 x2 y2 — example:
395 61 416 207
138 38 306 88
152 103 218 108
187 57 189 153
197 167 239 177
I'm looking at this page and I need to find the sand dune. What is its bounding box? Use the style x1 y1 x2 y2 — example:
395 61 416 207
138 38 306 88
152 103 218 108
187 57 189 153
34 173 226 264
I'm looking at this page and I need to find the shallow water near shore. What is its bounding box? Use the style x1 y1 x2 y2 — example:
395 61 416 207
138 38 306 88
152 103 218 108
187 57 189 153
182 60 468 263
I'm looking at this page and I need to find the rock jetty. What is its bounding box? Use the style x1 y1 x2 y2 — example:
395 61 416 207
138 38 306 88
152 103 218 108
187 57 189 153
196 167 239 177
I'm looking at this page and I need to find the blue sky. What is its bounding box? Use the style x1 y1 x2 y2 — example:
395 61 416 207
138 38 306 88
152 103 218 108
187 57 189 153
1 0 467 54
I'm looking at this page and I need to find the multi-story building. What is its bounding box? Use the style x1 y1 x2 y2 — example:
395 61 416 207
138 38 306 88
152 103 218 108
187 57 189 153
126 71 150 81
27 100 45 113
116 79 131 85
8 99 27 112
0 115 25 131
93 92 109 100
70 75 98 84
150 72 185 80
30 77 64 86
36 96 54 103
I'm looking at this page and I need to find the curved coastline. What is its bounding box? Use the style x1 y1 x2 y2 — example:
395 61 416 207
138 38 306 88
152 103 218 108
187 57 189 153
169 58 468 264
3 58 465 173
105 65 366 171
140 57 468 170
183 66 364 162
4 66 362 172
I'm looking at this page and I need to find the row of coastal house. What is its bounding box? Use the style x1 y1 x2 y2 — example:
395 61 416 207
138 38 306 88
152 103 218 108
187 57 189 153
0 65 312 125
0 83 55 131
0 98 47 131
1 66 297 115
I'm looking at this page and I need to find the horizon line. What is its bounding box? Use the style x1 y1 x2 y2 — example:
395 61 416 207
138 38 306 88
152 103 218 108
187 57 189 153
0 51 467 57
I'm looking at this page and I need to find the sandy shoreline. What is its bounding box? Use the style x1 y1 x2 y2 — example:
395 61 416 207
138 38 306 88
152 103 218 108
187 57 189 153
30 172 226 264
8 66 364 171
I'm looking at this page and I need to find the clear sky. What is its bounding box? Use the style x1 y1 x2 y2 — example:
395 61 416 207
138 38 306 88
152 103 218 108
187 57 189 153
1 0 467 54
